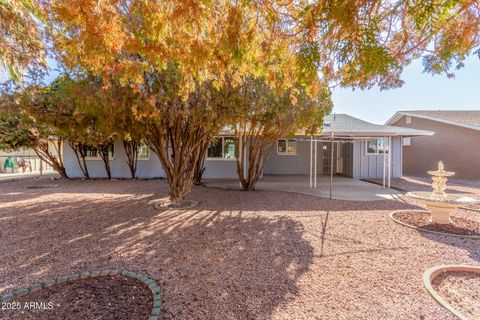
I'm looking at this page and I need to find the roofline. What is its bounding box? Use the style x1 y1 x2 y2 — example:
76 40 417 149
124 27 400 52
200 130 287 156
386 111 480 132
218 130 435 137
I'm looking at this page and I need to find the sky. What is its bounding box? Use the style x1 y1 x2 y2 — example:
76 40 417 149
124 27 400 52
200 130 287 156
331 56 480 124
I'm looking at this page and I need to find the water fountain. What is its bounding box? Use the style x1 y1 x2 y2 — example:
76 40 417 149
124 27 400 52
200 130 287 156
406 162 479 224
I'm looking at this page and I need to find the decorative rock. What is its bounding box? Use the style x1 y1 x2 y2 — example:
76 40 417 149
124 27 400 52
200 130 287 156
2 269 161 319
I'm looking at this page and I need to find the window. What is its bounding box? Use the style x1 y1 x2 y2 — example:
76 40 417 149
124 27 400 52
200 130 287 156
403 137 411 146
137 142 150 159
406 115 412 124
207 136 236 159
366 138 388 155
277 139 297 155
83 144 114 159
83 145 98 158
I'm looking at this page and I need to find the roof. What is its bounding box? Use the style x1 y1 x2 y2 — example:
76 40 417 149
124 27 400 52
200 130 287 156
219 113 434 137
320 114 434 137
386 110 480 131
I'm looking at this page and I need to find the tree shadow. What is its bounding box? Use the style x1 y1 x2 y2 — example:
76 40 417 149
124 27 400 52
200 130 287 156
0 190 315 319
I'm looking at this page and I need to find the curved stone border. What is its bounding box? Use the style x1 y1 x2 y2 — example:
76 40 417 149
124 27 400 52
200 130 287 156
388 210 480 240
0 269 161 320
423 265 480 320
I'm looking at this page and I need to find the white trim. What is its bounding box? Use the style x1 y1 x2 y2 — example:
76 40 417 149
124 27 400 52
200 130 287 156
206 136 237 160
277 138 297 155
365 137 388 155
386 112 480 131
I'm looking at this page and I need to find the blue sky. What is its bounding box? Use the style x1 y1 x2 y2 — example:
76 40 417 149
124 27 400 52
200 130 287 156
332 56 480 124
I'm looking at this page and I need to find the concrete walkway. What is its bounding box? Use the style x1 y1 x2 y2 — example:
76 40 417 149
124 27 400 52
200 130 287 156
204 175 402 201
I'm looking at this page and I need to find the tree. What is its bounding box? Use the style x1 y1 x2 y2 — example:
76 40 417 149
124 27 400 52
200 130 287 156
97 81 146 179
227 76 332 191
0 93 32 151
143 65 227 204
0 0 45 81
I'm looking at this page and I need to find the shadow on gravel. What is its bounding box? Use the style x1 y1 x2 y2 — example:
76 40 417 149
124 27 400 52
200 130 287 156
419 232 480 262
0 188 315 319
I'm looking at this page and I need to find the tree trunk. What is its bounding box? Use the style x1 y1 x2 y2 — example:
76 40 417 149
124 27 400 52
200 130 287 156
123 140 139 179
98 143 112 179
146 122 208 205
193 138 209 185
34 138 69 179
69 141 89 179
235 131 273 191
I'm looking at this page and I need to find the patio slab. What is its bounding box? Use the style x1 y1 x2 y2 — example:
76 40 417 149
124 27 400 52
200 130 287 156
204 175 402 201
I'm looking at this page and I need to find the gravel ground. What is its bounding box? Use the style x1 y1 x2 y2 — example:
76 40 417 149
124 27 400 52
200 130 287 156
1 178 479 319
0 275 152 320
393 211 480 236
432 271 480 320
366 176 480 197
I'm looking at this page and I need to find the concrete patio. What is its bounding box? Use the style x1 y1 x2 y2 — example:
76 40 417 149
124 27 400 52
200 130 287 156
204 175 402 201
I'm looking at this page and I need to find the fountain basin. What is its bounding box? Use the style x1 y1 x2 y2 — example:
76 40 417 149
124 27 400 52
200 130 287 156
406 192 478 224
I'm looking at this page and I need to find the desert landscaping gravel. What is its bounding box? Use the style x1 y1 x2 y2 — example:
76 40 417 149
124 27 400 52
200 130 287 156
432 271 480 320
1 178 479 319
0 275 152 320
393 211 480 236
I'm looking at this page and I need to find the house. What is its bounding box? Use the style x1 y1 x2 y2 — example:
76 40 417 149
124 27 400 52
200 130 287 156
386 110 480 179
63 114 433 183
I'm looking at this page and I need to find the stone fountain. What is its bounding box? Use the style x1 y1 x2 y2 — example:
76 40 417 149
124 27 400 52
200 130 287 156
406 161 479 224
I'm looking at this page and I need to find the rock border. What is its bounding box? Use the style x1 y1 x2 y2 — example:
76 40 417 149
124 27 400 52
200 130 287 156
423 265 480 320
388 210 480 240
0 269 161 320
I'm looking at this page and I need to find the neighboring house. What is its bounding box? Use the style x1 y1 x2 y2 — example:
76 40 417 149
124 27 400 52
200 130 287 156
63 114 432 182
386 110 480 179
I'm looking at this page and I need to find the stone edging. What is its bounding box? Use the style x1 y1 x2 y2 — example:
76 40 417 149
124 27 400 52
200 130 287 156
423 265 480 320
388 210 480 240
0 269 161 320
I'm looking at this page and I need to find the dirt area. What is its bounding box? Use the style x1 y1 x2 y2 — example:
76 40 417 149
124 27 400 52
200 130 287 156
393 211 480 236
0 178 479 319
0 275 152 320
432 271 480 320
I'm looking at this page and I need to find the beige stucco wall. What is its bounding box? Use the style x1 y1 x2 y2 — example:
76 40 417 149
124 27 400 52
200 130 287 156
392 116 480 179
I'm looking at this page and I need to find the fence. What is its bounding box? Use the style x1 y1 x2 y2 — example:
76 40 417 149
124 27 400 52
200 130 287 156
0 155 53 174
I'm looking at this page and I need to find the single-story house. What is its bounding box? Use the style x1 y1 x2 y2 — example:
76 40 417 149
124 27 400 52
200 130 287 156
63 114 433 184
386 110 480 179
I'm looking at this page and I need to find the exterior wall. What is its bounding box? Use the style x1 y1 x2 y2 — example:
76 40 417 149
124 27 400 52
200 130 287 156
263 139 323 175
63 139 165 179
352 137 402 179
392 116 480 179
204 159 238 179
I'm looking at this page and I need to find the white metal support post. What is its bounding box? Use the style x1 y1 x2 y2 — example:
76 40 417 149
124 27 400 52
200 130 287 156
382 136 386 188
309 136 313 188
388 136 392 188
314 140 317 188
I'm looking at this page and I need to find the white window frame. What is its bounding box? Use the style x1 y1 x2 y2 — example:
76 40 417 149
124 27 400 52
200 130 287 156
206 136 237 161
365 138 388 155
84 144 115 161
403 137 411 147
277 139 297 155
137 141 150 160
